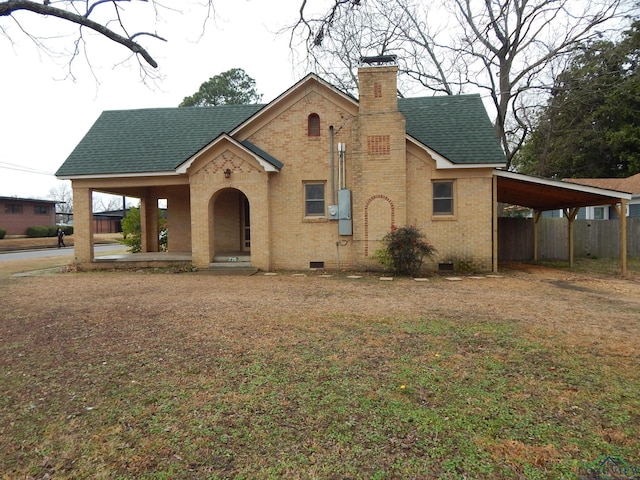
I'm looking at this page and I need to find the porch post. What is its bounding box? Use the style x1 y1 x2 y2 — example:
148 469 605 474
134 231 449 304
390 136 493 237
140 195 159 252
613 200 628 276
564 207 579 268
190 184 211 268
72 185 94 264
492 175 498 273
533 210 541 261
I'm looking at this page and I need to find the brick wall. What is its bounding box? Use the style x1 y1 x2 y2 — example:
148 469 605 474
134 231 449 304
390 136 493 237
186 65 495 272
0 198 57 235
407 148 495 271
70 67 497 273
165 185 191 252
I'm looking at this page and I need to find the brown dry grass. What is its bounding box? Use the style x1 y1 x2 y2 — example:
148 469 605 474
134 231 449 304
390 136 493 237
1 254 640 478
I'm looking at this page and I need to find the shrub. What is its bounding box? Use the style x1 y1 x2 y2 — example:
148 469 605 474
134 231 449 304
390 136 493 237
26 226 50 238
121 207 142 253
47 226 58 237
120 206 167 253
0 228 5 239
60 226 74 236
375 225 437 276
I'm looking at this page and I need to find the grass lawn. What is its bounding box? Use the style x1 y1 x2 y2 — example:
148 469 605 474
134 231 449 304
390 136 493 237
1 258 639 479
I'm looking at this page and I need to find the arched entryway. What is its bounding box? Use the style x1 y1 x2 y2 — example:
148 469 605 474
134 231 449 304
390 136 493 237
211 188 251 260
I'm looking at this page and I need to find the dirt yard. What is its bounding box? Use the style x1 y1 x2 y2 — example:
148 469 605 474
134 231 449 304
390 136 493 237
3 262 640 355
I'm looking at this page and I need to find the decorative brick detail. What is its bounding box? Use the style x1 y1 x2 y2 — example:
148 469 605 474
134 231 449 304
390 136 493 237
367 135 390 156
363 194 395 257
373 82 382 98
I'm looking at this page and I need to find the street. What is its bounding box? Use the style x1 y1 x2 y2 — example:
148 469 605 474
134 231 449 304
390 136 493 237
0 244 127 262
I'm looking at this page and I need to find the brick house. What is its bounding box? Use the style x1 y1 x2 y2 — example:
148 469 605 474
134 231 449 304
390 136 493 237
56 61 512 272
0 196 58 235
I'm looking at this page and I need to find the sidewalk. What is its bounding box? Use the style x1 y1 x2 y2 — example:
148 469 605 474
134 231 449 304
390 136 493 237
0 233 121 252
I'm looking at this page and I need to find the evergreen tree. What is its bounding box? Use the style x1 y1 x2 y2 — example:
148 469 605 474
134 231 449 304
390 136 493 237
179 68 262 107
516 21 640 178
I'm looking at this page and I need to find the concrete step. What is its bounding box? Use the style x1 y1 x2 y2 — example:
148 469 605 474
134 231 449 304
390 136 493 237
212 253 251 263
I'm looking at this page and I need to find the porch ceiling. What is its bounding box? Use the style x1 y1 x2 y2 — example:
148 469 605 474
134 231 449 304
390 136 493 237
494 170 632 211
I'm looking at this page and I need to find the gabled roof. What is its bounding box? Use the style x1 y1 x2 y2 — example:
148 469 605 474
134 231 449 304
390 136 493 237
400 94 506 166
56 80 506 178
563 173 640 195
174 134 283 174
56 104 264 177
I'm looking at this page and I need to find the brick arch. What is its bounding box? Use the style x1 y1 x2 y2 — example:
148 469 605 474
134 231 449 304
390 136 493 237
364 194 395 257
209 187 251 255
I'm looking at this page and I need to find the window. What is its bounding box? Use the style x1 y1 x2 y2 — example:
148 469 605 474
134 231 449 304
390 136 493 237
593 207 605 220
305 183 325 216
308 113 320 137
5 204 23 214
34 206 49 215
433 181 454 215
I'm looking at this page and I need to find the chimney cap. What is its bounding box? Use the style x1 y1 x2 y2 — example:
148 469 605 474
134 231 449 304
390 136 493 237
360 55 397 66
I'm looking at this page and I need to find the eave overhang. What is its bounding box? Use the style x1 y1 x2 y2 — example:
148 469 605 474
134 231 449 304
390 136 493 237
495 170 632 211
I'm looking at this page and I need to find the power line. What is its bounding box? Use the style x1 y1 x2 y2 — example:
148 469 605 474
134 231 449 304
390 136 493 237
0 161 55 176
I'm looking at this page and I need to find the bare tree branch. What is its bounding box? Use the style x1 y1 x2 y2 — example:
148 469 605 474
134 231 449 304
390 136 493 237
0 0 164 67
290 0 636 168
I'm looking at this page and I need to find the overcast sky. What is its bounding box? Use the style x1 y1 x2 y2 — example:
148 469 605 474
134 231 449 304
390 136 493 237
1 0 317 200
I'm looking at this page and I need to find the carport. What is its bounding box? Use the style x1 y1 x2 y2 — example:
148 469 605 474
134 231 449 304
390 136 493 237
492 170 633 274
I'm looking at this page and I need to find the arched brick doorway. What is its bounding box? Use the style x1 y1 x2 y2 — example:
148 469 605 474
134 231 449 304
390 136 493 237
212 188 251 256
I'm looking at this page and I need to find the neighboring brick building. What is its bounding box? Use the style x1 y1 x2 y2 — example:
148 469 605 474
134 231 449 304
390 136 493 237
57 61 510 271
0 196 58 235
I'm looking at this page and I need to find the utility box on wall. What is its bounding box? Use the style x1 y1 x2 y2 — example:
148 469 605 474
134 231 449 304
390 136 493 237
328 205 339 220
338 189 352 236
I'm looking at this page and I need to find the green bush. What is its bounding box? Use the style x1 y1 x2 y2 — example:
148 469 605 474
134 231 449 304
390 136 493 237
47 226 58 237
120 207 142 252
375 225 437 276
26 226 50 238
0 228 6 239
60 225 73 236
120 206 166 253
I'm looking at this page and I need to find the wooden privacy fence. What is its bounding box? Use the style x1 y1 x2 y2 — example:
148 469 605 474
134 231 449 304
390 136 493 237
499 218 640 261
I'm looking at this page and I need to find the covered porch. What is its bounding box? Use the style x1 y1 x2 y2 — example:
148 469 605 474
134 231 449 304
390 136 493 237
69 175 268 271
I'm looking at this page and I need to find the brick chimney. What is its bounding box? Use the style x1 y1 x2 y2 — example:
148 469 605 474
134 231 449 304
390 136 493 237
357 56 398 114
351 55 407 261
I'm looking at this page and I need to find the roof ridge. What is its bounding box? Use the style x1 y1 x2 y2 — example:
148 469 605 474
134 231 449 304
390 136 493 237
101 104 267 114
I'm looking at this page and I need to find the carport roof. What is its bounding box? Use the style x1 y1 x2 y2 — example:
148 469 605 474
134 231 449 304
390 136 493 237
495 170 632 211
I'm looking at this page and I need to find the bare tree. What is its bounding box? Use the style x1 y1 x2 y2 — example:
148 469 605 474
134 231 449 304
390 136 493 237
291 0 636 168
48 181 73 224
1 0 214 78
93 194 126 214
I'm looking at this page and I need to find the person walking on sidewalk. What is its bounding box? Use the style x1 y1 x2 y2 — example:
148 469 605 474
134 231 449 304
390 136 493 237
57 228 66 248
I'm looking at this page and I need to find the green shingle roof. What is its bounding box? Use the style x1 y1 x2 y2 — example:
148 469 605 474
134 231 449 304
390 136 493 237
56 91 505 178
399 94 506 165
56 104 265 177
